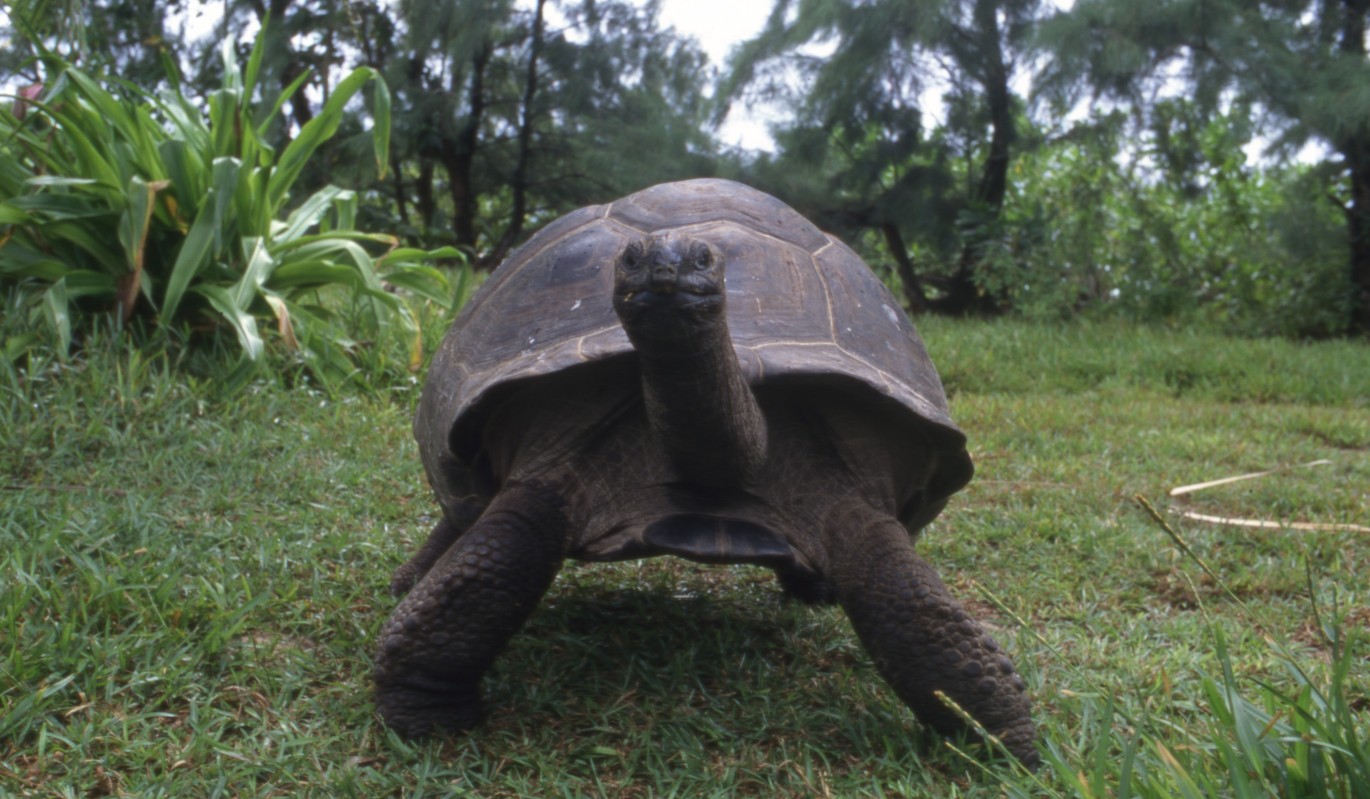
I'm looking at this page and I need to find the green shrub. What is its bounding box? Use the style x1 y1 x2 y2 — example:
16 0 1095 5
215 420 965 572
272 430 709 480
0 27 464 389
986 112 1353 337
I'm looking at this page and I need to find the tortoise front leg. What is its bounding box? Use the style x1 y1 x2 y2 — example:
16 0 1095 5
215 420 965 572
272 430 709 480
821 502 1039 768
374 480 569 738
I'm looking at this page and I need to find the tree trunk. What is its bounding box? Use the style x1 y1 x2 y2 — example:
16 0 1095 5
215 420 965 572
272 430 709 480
392 155 410 227
442 45 490 251
416 158 436 232
1342 0 1370 334
485 0 547 269
937 0 1014 316
881 223 929 313
1349 149 1370 335
247 0 314 135
284 59 316 131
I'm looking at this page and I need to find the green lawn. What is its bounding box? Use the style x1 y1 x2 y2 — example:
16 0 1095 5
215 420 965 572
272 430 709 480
2 319 1367 797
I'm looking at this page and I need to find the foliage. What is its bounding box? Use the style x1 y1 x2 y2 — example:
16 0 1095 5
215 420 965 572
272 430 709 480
368 0 720 263
1033 0 1370 334
724 0 1048 313
926 316 1370 405
981 110 1353 336
191 0 724 263
0 0 179 88
0 27 464 390
2 317 1367 795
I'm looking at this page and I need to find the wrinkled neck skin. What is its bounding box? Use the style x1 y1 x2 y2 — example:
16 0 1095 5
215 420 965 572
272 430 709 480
623 310 768 488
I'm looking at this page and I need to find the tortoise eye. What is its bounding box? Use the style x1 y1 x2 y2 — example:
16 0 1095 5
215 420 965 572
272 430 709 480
689 242 714 270
620 241 646 270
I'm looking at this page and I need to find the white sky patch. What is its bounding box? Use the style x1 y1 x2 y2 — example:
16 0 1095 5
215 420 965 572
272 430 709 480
657 0 772 66
657 0 779 152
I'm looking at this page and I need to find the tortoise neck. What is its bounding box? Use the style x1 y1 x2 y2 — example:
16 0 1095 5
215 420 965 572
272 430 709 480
627 318 768 487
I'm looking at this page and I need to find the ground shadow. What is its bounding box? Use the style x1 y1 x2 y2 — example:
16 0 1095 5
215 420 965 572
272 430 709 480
470 565 949 764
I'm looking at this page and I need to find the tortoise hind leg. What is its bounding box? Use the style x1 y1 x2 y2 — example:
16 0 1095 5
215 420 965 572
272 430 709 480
773 564 838 605
821 501 1039 768
390 515 463 597
388 497 487 597
374 480 569 738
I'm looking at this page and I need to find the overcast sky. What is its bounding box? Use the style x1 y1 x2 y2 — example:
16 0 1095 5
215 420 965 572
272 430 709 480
657 0 771 65
656 0 778 151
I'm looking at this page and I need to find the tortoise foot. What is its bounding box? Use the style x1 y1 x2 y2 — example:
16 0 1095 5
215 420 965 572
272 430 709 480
375 682 483 739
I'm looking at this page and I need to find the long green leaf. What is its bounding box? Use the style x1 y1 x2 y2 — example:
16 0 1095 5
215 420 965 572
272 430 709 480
277 186 350 243
115 175 160 318
0 204 30 224
194 284 264 360
327 189 357 232
41 278 71 355
234 165 269 238
64 69 138 144
241 22 262 96
117 176 158 273
43 219 126 274
159 138 205 220
231 236 277 309
0 247 69 281
377 246 464 263
208 88 243 159
161 193 221 320
25 176 97 188
154 88 211 155
266 67 376 211
268 260 366 291
43 102 121 192
7 193 115 220
65 71 164 176
257 64 313 141
291 239 382 290
272 230 398 251
208 157 241 253
126 102 172 178
370 77 391 180
60 270 118 298
380 266 452 307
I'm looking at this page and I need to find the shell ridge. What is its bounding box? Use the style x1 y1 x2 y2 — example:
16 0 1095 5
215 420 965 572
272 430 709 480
812 248 838 341
424 178 965 483
747 340 945 419
502 213 611 275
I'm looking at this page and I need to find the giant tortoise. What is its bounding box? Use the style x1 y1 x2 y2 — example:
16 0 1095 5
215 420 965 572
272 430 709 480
373 178 1038 766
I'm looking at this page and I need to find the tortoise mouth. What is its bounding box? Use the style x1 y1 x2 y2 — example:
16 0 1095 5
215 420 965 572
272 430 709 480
617 286 722 308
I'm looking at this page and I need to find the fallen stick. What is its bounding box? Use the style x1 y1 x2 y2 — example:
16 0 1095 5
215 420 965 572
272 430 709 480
1168 460 1332 496
1168 459 1367 533
1172 509 1369 534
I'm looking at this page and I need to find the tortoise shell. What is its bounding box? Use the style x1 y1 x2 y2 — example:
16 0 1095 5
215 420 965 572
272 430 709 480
416 178 971 515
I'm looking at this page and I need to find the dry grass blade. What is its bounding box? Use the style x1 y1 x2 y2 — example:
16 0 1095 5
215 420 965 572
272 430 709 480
1168 459 1331 496
1172 510 1369 533
1167 459 1367 533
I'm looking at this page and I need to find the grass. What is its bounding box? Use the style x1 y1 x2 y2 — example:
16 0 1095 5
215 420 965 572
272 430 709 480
1 318 1367 797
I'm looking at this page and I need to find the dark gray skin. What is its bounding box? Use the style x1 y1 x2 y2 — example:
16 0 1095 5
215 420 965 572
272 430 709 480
373 234 1038 767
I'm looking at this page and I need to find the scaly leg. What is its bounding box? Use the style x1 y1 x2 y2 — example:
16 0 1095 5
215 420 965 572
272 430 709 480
823 501 1039 768
374 480 569 738
389 516 463 597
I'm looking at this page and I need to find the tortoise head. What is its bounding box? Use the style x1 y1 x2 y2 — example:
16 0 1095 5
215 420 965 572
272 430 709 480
613 234 724 320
